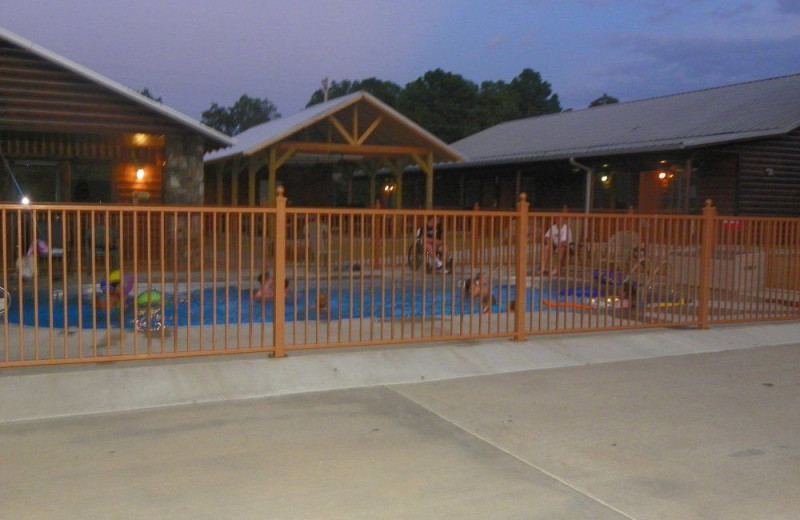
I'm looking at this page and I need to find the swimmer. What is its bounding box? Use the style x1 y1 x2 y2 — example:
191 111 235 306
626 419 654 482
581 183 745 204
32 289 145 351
253 272 275 300
464 272 492 313
96 270 132 311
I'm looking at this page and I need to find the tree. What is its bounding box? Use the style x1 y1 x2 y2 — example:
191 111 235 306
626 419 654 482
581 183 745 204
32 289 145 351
305 77 402 108
397 69 480 143
201 95 280 136
509 68 561 118
476 80 519 128
139 87 162 103
589 93 620 107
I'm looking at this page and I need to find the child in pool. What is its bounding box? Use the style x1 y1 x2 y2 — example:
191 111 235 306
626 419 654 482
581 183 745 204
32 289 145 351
253 272 275 300
253 273 292 301
96 270 132 311
463 272 493 313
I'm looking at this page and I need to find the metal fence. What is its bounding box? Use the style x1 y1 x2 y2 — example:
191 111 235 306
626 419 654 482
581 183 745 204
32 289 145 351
2 192 799 367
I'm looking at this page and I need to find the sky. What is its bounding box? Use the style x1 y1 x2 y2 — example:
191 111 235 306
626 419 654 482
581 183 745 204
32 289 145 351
2 0 800 123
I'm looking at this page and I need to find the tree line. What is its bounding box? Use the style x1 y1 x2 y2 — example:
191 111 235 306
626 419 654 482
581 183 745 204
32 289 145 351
176 68 618 143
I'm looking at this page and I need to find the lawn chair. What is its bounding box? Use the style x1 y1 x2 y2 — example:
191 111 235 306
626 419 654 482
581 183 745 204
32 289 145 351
602 230 641 274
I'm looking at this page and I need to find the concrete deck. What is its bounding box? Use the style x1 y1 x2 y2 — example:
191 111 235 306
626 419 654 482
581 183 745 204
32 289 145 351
1 322 799 518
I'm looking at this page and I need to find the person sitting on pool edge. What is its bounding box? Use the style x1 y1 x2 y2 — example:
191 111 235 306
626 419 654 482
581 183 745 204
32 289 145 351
539 215 573 276
463 272 493 313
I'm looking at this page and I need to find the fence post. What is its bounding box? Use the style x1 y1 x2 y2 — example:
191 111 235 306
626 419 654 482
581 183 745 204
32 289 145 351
698 199 716 330
471 202 480 265
514 193 529 341
372 198 382 269
272 186 287 357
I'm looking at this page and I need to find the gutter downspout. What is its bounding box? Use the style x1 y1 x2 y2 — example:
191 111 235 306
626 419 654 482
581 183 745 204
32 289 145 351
569 157 593 214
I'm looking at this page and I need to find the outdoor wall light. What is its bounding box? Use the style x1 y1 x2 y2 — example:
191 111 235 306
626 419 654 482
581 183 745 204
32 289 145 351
136 168 146 180
658 171 667 180
383 184 395 192
600 174 610 186
20 195 30 205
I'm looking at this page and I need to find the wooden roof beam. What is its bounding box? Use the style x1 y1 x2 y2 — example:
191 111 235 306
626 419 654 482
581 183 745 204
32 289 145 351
278 141 429 157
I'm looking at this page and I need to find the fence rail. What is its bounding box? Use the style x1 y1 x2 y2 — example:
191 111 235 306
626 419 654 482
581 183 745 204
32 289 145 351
2 193 799 367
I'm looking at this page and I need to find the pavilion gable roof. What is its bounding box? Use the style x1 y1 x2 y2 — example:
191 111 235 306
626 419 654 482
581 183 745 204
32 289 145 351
204 91 464 164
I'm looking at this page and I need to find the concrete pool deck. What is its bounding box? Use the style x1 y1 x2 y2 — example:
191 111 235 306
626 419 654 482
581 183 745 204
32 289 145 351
1 320 797 422
1 322 798 519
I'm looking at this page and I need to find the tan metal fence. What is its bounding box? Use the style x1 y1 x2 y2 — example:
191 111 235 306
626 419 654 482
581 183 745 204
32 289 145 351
2 193 798 367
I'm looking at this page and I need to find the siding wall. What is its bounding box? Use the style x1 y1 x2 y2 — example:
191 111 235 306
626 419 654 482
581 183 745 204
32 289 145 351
735 128 800 216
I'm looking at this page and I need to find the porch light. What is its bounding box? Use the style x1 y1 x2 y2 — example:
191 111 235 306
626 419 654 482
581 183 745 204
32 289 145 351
383 184 395 192
20 195 30 205
658 171 667 180
136 168 146 180
600 175 610 186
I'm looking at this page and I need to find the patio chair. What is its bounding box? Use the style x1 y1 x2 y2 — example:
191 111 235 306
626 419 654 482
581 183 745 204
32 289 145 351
602 230 641 274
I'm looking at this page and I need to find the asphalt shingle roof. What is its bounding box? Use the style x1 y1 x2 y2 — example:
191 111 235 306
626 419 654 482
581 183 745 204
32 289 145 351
451 73 800 165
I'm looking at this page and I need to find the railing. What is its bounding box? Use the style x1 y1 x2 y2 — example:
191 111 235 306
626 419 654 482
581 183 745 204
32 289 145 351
1 193 798 367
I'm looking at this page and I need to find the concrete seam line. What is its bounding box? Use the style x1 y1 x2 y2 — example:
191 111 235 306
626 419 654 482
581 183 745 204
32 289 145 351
388 386 639 520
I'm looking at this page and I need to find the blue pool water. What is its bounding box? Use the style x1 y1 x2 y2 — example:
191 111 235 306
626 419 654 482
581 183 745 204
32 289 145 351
6 283 552 330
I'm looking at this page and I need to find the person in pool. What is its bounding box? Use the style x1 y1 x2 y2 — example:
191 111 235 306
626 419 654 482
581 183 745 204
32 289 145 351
253 272 292 301
253 272 275 300
96 270 132 311
463 272 493 313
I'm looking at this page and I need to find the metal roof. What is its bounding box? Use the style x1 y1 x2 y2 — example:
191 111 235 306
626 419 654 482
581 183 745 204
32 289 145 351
0 27 233 148
451 73 800 165
205 91 464 163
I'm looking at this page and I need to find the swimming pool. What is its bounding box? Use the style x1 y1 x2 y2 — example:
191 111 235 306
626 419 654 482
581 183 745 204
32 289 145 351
5 282 550 330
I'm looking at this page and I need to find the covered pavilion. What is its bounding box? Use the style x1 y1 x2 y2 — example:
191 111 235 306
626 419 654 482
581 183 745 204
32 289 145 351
204 92 464 208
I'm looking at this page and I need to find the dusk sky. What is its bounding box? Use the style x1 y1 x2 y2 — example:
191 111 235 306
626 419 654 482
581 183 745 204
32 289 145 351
3 0 800 124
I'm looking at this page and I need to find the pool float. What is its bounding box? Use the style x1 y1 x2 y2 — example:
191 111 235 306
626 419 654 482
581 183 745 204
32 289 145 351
135 290 164 332
136 289 162 306
542 299 592 310
644 297 686 309
590 296 630 310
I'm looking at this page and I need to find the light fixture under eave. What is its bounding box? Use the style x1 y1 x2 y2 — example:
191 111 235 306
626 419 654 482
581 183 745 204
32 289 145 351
658 171 667 180
136 168 146 180
21 196 30 205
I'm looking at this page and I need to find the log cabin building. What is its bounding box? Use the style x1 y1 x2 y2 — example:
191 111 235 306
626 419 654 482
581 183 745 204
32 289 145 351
0 27 232 206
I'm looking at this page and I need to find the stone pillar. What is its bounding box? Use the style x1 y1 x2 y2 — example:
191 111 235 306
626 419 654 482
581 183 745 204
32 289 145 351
162 134 205 205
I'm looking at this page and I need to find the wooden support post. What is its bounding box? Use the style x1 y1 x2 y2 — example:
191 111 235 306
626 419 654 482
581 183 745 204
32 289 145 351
424 152 434 209
231 158 240 206
367 167 376 207
272 186 287 357
698 199 717 329
267 147 277 207
215 164 224 205
514 193 529 341
247 155 258 207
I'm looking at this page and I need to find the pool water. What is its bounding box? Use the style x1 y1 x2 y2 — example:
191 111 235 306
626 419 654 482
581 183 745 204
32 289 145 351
5 283 551 330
